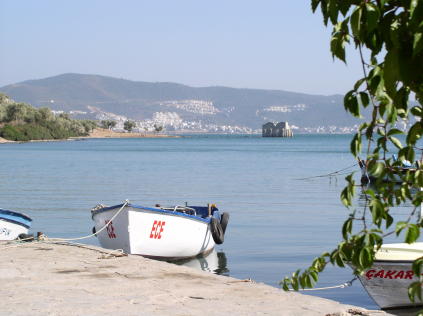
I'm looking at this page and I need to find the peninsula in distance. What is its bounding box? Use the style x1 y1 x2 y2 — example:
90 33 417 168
1 73 376 134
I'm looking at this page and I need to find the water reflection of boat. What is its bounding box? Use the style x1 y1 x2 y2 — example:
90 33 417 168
172 249 229 275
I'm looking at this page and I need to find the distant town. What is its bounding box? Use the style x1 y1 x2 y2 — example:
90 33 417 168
51 99 365 135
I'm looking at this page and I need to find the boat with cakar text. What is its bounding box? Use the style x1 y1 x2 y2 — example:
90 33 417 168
357 242 423 309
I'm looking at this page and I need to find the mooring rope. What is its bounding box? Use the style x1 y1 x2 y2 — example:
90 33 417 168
46 199 129 242
292 277 358 291
45 240 126 257
0 200 130 251
295 163 358 181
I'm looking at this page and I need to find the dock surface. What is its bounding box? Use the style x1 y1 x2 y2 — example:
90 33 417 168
1 241 387 315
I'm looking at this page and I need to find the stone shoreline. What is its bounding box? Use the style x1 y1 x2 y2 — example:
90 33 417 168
0 241 388 316
0 128 178 144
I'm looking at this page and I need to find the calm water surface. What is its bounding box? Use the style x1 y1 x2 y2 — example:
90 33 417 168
2 134 411 310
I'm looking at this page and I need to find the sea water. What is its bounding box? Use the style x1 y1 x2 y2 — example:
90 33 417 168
1 134 413 310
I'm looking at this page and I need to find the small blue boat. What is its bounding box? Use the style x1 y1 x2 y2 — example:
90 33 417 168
0 208 32 240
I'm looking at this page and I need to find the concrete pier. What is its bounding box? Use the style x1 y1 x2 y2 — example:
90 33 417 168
0 241 387 316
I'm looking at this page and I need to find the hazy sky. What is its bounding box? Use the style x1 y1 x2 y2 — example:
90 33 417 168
0 0 364 95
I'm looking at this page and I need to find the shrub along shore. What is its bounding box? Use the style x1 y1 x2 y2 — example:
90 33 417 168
0 94 174 142
0 93 97 141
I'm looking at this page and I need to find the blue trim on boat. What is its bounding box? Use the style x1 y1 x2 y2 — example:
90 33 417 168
91 203 212 224
0 209 32 229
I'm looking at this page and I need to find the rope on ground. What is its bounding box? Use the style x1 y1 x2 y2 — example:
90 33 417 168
0 235 42 251
291 277 358 291
0 200 130 252
43 240 127 258
295 163 358 181
46 200 129 242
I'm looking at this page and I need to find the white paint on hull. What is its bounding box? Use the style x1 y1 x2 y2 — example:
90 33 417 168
92 205 215 259
357 243 423 309
359 261 421 309
0 220 29 240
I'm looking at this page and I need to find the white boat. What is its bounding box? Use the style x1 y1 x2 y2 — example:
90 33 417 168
0 208 32 240
91 202 229 259
358 157 417 184
357 242 423 309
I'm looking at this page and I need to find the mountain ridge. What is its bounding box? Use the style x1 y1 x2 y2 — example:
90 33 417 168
0 73 358 133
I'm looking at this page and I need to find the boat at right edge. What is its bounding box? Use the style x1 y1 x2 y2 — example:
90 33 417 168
358 156 420 185
357 242 423 310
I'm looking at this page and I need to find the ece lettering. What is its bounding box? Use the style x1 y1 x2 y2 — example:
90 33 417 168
150 220 165 239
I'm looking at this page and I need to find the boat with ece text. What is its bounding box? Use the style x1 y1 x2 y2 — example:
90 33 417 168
91 202 229 259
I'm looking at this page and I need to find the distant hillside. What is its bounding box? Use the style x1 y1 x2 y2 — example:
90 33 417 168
0 73 363 132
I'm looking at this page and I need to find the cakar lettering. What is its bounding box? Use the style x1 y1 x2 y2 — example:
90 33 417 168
365 269 415 280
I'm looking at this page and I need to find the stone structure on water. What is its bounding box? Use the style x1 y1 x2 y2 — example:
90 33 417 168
262 122 293 137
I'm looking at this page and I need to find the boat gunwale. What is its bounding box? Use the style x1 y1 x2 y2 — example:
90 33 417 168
91 203 212 224
0 208 32 222
0 209 32 229
371 259 418 264
0 216 31 229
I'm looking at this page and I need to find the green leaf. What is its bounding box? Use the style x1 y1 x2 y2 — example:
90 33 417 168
387 128 404 136
309 271 318 282
413 32 423 57
331 32 346 62
328 0 339 24
354 78 366 90
369 161 384 177
359 247 372 269
344 92 360 117
410 106 422 117
311 0 320 13
408 281 423 303
365 3 380 33
412 257 423 276
386 213 394 229
350 7 362 39
405 224 420 244
350 133 361 157
342 218 353 240
338 3 350 16
359 92 370 107
335 252 345 267
398 146 416 163
395 221 408 236
384 49 399 96
406 122 422 145
410 0 423 29
368 67 383 95
389 136 403 149
341 187 352 207
370 199 384 225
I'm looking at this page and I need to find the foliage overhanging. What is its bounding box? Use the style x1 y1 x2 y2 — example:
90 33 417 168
281 0 423 303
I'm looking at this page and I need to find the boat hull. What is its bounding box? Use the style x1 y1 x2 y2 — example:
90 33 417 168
0 209 32 240
358 261 422 309
358 159 414 184
92 204 215 259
